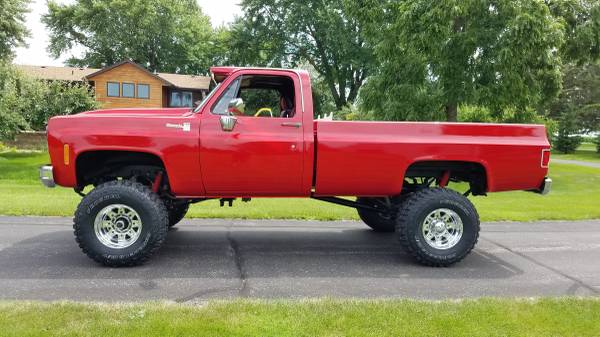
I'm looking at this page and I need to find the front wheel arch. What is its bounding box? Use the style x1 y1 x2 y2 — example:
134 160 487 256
75 150 168 188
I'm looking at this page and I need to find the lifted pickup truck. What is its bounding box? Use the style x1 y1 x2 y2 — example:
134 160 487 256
41 66 552 267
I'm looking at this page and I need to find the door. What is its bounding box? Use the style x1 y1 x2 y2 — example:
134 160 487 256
199 74 304 196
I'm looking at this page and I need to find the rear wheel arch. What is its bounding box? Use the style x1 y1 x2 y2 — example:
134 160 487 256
403 160 489 195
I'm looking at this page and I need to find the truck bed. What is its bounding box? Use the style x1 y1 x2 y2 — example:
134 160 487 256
313 121 550 196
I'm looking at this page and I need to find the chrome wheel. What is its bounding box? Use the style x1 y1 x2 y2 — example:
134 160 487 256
421 208 463 250
93 204 143 249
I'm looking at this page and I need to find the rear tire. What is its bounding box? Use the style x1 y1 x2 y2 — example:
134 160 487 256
395 188 479 267
73 180 168 267
356 197 398 232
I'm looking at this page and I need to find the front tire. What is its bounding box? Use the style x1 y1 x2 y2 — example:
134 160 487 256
395 188 479 267
73 180 169 267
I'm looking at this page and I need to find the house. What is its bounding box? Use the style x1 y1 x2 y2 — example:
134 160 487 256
16 60 211 109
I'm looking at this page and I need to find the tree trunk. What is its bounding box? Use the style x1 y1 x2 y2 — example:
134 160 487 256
445 103 458 122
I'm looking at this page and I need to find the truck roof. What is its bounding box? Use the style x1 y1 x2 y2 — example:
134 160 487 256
209 66 308 82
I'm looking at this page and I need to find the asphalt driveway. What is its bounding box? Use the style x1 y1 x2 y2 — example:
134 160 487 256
0 216 598 302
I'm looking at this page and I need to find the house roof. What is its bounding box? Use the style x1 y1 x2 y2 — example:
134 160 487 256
157 72 211 90
15 64 99 82
15 61 210 91
85 60 173 86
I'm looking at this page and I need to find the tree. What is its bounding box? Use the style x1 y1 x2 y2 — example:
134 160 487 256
0 62 28 140
43 0 214 74
546 0 600 65
547 63 600 133
0 62 98 140
553 108 582 153
22 80 99 131
0 0 30 61
361 0 564 122
232 0 375 110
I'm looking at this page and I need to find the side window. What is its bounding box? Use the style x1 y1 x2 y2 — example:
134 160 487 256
212 75 296 118
137 84 150 99
170 92 182 107
122 83 135 98
211 78 241 115
107 82 120 97
169 91 193 107
181 92 193 107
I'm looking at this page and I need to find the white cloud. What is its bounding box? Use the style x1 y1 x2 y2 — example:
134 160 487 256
14 0 241 66
198 0 242 27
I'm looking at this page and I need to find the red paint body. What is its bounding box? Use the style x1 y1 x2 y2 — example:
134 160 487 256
46 67 550 197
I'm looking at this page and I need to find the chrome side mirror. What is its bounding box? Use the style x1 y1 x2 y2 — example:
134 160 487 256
220 115 237 131
227 98 245 115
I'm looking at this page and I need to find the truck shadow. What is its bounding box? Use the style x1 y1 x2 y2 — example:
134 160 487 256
0 226 523 280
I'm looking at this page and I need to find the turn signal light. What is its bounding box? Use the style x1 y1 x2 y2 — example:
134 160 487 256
63 144 70 166
541 149 550 168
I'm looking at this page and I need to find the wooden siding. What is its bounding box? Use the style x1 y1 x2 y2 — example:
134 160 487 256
89 63 165 109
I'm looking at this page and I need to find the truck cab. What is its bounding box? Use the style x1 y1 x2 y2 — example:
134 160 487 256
195 67 315 196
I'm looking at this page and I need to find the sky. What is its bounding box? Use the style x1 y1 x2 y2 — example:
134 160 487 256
14 0 242 66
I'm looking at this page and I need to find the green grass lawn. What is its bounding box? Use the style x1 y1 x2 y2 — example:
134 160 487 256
1 151 599 221
552 142 600 162
0 298 598 337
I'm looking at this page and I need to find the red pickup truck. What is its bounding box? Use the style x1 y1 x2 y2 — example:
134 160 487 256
41 66 552 267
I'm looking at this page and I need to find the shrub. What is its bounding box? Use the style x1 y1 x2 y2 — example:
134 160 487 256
458 105 494 123
553 111 582 153
25 80 98 130
596 134 600 154
333 104 374 121
0 63 28 140
0 63 98 140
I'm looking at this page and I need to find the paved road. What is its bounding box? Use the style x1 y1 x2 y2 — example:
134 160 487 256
552 158 600 168
0 216 598 302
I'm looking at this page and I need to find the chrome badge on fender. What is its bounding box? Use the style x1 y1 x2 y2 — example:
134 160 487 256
165 122 191 132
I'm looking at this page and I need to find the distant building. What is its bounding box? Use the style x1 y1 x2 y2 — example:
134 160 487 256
16 60 211 109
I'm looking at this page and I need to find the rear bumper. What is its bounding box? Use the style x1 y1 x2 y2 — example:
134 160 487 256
39 165 55 188
534 177 552 195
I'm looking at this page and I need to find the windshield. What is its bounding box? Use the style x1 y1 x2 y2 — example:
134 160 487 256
193 82 222 113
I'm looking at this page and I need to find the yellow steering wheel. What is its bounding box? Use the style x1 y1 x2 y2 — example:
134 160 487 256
254 107 273 117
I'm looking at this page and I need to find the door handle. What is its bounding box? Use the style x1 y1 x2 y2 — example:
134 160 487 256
281 122 301 128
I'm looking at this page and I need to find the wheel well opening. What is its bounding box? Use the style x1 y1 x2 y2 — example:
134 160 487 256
404 161 487 195
75 150 166 188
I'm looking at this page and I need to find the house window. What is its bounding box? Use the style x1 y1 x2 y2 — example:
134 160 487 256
170 91 193 107
107 82 120 97
137 84 149 99
122 83 135 98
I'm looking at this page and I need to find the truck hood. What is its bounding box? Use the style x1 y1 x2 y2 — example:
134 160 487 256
77 107 193 118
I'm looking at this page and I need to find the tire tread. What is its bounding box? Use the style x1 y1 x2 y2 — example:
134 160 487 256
395 188 479 267
73 180 168 267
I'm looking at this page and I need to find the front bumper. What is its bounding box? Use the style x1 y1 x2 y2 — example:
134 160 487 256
39 165 55 188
